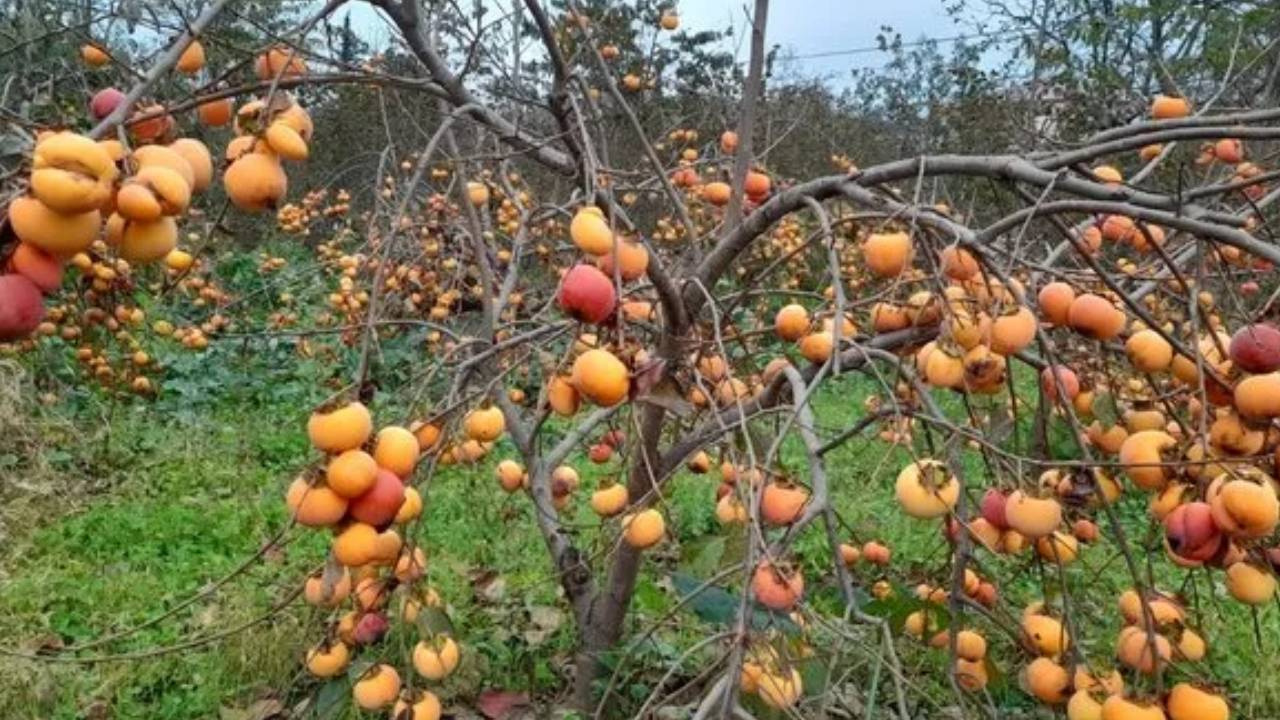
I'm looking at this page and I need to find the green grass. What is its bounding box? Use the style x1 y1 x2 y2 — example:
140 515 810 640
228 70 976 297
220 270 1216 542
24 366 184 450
2 357 1279 718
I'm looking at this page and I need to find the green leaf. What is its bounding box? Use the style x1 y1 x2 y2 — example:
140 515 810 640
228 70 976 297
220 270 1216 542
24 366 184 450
311 678 348 720
669 572 799 633
415 606 455 637
682 535 726 578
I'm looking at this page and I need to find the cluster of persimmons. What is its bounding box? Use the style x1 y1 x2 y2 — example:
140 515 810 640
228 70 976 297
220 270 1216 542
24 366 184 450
6 15 1279 720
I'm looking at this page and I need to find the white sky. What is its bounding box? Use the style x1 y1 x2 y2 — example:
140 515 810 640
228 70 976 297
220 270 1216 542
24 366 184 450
343 0 961 84
680 0 957 77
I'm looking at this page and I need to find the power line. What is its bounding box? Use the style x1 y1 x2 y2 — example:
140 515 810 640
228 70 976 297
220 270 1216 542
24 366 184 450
786 29 1028 61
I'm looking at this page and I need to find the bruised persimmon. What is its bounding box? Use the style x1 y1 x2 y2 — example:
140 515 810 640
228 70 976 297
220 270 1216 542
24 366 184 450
464 405 505 442
1022 611 1070 657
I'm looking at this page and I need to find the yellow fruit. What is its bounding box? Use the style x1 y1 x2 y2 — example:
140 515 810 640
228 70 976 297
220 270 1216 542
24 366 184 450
1100 695 1166 720
285 477 348 527
392 692 443 720
373 425 420 477
1166 683 1229 720
1225 561 1276 604
1024 656 1070 704
466 181 490 206
265 121 309 161
164 249 194 271
132 145 196 188
571 349 630 406
395 487 423 523
570 206 614 255
332 522 379 567
176 39 205 74
464 406 505 442
1067 690 1104 720
106 215 178 263
1118 430 1177 490
1115 626 1170 674
894 459 959 518
308 402 373 453
119 165 191 219
622 508 665 549
30 133 117 213
1022 612 1070 657
168 138 214 192
8 196 102 257
304 641 349 677
223 152 287 211
590 482 629 517
303 567 351 607
412 636 461 680
862 231 913 277
352 664 401 710
326 449 378 498
757 668 803 709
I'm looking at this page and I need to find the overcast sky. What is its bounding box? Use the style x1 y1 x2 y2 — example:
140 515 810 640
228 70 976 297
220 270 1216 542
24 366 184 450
345 0 962 84
679 0 958 78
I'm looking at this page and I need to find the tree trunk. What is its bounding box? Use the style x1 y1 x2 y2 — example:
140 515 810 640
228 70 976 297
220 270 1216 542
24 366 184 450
723 0 771 232
571 398 667 710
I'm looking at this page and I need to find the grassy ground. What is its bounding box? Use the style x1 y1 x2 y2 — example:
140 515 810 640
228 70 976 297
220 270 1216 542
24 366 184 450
1 347 1279 719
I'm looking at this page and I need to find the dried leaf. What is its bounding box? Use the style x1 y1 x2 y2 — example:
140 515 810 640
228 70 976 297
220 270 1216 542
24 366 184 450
635 377 695 418
475 689 530 719
470 568 506 604
631 357 667 396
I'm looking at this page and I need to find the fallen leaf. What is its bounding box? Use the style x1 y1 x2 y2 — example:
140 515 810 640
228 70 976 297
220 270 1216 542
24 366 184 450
475 689 530 719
